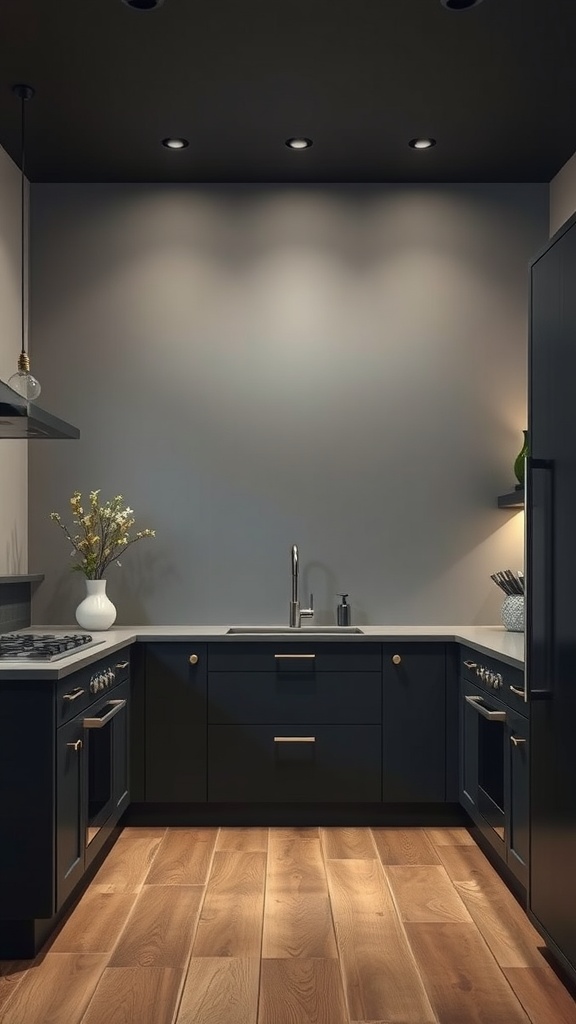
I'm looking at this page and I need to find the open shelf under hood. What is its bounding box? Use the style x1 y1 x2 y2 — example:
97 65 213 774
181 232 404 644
0 380 79 439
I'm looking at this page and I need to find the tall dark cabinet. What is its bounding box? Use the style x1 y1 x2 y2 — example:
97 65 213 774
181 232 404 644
528 210 576 984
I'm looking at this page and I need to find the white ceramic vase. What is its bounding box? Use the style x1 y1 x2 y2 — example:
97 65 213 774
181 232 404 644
75 579 117 631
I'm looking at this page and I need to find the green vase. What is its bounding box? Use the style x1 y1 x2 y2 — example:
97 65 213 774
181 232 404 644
513 430 529 489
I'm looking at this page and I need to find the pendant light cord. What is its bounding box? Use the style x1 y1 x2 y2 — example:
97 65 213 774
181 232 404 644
12 84 34 370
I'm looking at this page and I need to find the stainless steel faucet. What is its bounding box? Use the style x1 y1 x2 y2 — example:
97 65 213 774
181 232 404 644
289 544 314 627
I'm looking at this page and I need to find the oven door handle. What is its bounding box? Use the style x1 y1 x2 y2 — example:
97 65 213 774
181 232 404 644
464 695 506 722
83 699 126 728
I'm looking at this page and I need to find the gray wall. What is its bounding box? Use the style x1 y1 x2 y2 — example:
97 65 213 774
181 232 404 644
29 183 547 627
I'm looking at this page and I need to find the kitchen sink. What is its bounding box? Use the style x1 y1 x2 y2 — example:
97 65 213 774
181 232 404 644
226 626 364 634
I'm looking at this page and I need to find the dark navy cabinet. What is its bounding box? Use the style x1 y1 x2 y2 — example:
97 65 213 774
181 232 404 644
382 644 447 802
507 708 529 885
56 714 85 907
0 649 132 958
207 642 382 802
145 642 207 802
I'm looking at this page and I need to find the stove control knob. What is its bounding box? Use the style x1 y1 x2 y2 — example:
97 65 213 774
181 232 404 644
479 667 486 681
108 668 116 685
494 673 503 689
488 672 495 687
98 675 106 691
90 679 98 693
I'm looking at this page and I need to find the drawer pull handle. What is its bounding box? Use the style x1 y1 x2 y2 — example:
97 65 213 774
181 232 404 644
189 654 199 665
62 687 85 702
274 736 316 743
509 685 525 697
510 735 527 746
464 660 477 669
464 695 506 721
83 699 127 729
66 739 83 751
392 654 401 665
115 661 129 669
274 653 316 660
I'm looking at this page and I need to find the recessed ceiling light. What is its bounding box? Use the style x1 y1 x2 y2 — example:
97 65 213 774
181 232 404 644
408 138 436 149
162 138 189 150
440 0 485 9
285 138 313 150
122 0 165 9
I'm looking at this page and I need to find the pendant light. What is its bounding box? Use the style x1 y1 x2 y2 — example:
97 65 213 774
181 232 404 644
8 83 41 401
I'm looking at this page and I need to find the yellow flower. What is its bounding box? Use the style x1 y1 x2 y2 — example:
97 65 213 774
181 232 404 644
50 490 155 580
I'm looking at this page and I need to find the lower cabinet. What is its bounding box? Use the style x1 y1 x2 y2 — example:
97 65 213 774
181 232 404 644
207 642 382 802
0 650 132 958
56 715 85 907
145 643 207 801
209 725 382 802
382 644 447 801
507 708 529 883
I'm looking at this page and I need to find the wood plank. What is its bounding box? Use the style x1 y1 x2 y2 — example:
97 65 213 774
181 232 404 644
192 852 266 958
325 857 436 1023
0 962 29 1016
80 967 183 1024
109 885 204 968
176 958 259 1024
258 959 348 1024
372 827 440 865
215 828 269 852
1 953 107 1024
503 964 576 1024
118 827 168 839
145 828 218 885
406 922 531 1024
435 844 545 968
263 831 337 957
51 889 136 953
385 865 472 923
321 827 377 860
426 827 474 847
90 834 164 893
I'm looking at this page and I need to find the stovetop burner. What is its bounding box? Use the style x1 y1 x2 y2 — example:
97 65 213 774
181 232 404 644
0 632 105 662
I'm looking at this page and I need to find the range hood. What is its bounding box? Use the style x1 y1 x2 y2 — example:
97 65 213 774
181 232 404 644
0 380 79 439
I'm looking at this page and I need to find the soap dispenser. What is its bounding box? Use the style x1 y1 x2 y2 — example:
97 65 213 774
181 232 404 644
337 594 351 626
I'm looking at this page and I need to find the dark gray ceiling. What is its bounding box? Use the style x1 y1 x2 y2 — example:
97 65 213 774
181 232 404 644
0 0 575 183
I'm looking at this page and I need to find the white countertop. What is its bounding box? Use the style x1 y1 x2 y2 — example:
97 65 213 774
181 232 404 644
0 624 525 679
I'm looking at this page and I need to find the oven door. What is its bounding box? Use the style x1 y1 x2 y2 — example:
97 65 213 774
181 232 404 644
461 679 507 846
82 680 129 847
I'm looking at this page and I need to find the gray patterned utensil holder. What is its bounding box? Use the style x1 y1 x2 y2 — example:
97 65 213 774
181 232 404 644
501 595 524 632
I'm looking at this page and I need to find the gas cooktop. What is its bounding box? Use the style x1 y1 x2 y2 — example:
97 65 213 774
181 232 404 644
0 632 105 662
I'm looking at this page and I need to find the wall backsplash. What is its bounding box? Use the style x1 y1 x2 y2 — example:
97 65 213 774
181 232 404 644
28 183 547 627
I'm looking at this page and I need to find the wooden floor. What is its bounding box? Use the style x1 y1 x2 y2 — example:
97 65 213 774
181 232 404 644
1 826 576 1024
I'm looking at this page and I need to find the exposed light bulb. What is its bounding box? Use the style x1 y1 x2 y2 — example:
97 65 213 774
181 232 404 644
8 354 41 400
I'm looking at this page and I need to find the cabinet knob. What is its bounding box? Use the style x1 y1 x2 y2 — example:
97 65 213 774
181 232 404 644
189 654 199 665
392 654 402 665
67 739 83 752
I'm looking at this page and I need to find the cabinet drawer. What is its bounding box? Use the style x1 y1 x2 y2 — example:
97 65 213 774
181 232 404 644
208 671 381 724
460 646 525 712
208 724 382 802
57 648 131 726
208 642 381 673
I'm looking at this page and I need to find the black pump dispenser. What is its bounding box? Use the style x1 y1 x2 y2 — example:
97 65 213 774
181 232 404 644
337 593 351 626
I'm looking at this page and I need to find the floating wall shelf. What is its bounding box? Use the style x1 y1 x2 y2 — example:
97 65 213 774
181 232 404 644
497 489 524 509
